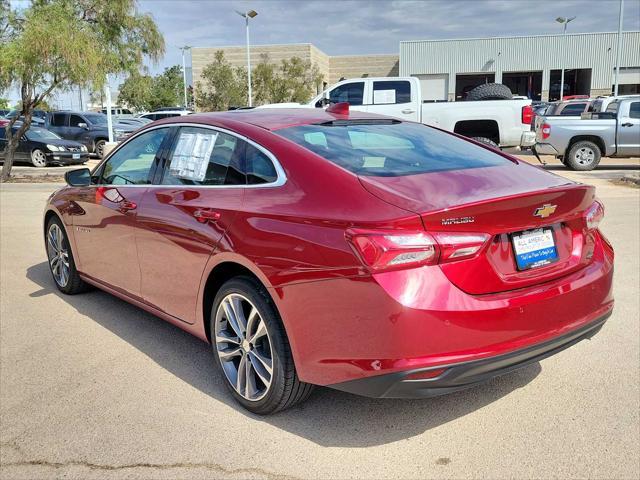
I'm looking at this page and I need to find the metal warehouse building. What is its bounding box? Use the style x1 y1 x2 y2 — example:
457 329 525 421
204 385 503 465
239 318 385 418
400 31 640 102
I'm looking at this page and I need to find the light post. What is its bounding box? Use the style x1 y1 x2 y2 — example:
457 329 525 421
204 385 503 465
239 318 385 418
179 46 191 109
613 0 624 96
555 16 576 100
235 9 258 107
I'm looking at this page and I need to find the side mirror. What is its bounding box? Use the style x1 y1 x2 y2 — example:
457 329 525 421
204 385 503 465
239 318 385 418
77 122 88 129
64 168 92 187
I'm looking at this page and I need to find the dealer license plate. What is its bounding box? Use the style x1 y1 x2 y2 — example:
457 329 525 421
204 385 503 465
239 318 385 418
512 228 558 270
72 153 80 160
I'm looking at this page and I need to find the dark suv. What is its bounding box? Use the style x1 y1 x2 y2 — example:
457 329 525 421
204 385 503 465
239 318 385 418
46 111 137 158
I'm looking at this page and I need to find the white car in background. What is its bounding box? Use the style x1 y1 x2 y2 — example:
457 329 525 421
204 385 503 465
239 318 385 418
138 108 193 121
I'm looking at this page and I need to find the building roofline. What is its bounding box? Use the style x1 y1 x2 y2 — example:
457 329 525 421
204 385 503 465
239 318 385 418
400 30 640 44
192 42 315 50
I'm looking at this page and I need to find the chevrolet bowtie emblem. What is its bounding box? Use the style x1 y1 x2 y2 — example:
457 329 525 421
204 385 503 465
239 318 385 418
534 204 557 218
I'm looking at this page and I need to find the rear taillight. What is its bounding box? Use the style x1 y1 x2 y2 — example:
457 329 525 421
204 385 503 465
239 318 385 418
585 201 604 230
541 123 551 140
346 229 490 272
521 105 533 125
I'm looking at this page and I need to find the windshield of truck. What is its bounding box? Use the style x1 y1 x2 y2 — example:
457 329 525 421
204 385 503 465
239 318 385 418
275 121 509 176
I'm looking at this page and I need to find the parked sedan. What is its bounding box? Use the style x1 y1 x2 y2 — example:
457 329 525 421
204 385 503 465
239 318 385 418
44 106 613 414
0 126 88 167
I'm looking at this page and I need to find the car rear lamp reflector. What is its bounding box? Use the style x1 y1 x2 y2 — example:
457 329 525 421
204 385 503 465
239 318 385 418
346 230 438 272
521 105 534 125
432 232 490 263
585 201 604 230
541 123 551 140
405 368 447 380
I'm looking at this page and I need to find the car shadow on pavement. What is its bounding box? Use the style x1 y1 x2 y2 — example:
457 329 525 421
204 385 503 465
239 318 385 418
27 261 541 448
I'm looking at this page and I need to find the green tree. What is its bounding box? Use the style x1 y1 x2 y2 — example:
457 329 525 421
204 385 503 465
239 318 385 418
0 98 9 109
272 57 323 104
0 0 164 179
195 51 247 112
119 65 187 112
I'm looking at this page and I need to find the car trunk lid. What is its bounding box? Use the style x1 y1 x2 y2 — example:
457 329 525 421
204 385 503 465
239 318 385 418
359 164 597 294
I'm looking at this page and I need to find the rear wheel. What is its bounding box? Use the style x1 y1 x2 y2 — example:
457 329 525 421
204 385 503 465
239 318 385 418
45 217 89 294
94 139 106 158
566 141 601 171
31 149 47 167
211 276 313 414
471 136 499 148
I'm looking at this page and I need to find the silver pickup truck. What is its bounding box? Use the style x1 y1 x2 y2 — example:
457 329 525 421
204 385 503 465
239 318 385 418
534 96 640 170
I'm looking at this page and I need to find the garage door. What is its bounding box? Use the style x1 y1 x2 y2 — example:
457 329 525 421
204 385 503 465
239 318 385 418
414 74 449 101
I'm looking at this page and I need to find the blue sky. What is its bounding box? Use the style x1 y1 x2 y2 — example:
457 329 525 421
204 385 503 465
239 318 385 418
5 0 640 108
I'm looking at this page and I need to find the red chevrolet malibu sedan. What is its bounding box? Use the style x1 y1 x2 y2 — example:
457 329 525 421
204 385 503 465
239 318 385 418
44 105 614 414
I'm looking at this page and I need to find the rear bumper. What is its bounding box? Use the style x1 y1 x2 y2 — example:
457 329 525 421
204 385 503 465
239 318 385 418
520 130 536 147
328 312 610 398
534 143 560 156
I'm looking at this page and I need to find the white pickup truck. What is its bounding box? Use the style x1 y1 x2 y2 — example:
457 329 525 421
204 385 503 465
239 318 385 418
261 77 536 148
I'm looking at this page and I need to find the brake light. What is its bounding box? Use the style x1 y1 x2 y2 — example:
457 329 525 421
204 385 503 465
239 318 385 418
585 201 604 230
541 123 551 140
346 229 490 272
521 105 533 124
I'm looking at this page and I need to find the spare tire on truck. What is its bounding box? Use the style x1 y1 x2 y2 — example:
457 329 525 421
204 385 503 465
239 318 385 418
465 83 513 101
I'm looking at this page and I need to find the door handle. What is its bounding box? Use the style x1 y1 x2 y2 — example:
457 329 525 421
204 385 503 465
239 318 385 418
402 108 416 114
193 209 221 223
621 122 633 127
118 200 137 213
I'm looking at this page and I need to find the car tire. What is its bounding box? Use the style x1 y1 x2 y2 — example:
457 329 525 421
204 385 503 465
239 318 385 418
31 149 48 167
45 217 90 295
471 136 499 148
94 139 106 158
211 276 314 414
465 83 513 101
566 141 601 171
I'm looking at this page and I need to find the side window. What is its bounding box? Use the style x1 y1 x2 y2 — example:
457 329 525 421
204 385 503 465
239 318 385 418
51 113 66 127
560 103 586 115
372 81 412 104
101 128 168 185
606 102 619 114
245 142 278 185
329 82 364 106
69 115 85 127
629 102 640 119
162 127 244 186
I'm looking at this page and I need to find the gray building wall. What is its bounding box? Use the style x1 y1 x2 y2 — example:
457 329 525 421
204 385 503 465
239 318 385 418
400 32 640 101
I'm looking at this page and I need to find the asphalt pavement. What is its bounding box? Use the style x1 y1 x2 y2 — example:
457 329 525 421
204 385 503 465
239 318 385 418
0 168 638 479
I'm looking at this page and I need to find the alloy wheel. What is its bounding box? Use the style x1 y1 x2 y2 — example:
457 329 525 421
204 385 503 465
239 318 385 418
46 223 70 287
574 147 595 166
31 149 47 167
214 293 274 401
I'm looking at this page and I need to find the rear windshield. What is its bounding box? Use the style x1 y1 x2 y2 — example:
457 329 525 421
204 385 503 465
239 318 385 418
275 121 509 176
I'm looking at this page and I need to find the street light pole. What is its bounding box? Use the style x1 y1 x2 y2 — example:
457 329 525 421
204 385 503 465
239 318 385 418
179 46 191 109
236 10 258 107
556 16 576 101
613 0 624 96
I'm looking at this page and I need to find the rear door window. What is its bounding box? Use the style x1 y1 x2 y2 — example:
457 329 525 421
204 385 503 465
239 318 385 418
162 127 245 186
51 113 67 127
276 121 508 176
629 102 640 119
372 81 411 104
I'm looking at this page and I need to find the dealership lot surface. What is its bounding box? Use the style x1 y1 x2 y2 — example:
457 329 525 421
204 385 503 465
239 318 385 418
1 168 639 479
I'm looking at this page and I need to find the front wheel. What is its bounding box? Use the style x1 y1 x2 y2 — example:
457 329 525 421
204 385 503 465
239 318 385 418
566 141 601 171
211 276 313 414
31 149 47 167
46 217 90 294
